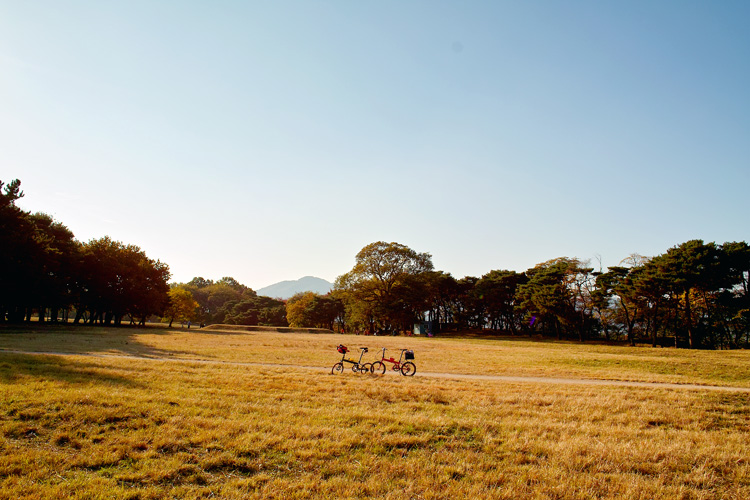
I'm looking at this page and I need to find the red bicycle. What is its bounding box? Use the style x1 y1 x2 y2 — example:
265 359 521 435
331 345 372 375
370 348 416 376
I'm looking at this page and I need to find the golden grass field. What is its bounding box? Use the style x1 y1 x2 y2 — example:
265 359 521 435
1 324 749 499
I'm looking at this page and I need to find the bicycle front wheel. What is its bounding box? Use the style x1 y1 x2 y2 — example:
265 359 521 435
371 361 386 375
331 362 344 375
400 362 416 377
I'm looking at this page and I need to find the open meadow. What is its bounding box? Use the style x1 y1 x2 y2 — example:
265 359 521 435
1 325 749 499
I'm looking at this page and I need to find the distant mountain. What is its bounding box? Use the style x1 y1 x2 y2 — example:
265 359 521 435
256 276 333 299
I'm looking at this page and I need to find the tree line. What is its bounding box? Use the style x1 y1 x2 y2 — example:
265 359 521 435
0 179 288 329
165 277 286 328
327 241 750 349
1 180 170 325
3 179 748 348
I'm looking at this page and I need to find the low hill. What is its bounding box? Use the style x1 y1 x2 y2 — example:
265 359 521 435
256 276 333 299
203 324 334 334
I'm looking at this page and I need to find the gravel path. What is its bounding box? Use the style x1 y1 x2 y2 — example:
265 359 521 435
3 348 749 393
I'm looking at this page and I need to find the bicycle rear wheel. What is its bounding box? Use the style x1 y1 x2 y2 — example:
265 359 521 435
331 362 344 375
360 363 372 374
371 361 386 375
400 362 416 376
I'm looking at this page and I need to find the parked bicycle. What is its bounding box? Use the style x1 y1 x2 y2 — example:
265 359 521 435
370 348 416 376
331 345 372 375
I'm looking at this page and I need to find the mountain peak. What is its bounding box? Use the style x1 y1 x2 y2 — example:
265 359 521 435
256 276 333 299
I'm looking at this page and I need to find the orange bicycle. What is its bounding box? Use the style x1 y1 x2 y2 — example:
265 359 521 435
370 348 416 376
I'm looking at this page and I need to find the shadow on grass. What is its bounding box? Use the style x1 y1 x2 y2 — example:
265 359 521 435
0 323 202 361
0 353 144 387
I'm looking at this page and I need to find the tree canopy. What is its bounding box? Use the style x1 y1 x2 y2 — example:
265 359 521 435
1 179 170 325
286 292 343 330
334 241 434 332
331 240 749 348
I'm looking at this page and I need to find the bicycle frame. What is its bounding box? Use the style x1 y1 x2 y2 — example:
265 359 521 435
340 347 368 367
377 348 408 371
332 345 373 375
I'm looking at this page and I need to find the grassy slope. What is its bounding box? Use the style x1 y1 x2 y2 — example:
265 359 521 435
1 326 749 499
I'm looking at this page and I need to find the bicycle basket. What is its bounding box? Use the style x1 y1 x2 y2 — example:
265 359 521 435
405 350 415 360
337 344 348 354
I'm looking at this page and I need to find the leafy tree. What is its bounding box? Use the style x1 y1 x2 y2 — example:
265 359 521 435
221 295 287 326
256 297 288 327
1 178 170 326
1 181 83 322
616 241 750 349
287 292 342 329
27 213 79 322
331 280 376 333
517 258 595 340
315 294 345 330
183 278 256 324
0 179 34 321
285 292 311 327
718 241 750 347
594 266 643 345
628 262 671 346
163 286 199 327
422 272 469 331
217 276 248 292
335 242 434 332
517 262 568 338
453 276 482 329
0 179 23 207
475 270 527 333
643 240 726 348
75 237 170 325
188 277 214 288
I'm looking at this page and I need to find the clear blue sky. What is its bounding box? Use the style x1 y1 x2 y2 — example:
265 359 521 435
2 1 748 289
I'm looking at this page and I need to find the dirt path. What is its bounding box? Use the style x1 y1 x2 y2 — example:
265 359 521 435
3 348 749 393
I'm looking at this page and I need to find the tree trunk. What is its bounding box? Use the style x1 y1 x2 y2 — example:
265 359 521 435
626 318 636 346
685 290 695 348
649 304 658 347
7 306 22 322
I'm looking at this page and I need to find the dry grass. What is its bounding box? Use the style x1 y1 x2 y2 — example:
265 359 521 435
1 325 749 499
1 324 749 387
